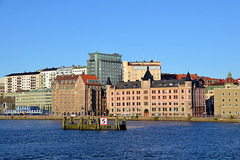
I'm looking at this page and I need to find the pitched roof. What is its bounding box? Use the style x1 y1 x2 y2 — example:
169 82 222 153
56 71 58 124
185 72 191 81
142 66 154 81
112 81 141 89
106 77 112 85
55 75 79 85
80 75 101 86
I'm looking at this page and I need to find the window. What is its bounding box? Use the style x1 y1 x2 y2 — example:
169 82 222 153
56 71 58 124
169 96 171 99
152 102 156 105
236 99 238 102
152 108 156 111
174 89 178 93
152 96 156 100
169 102 172 105
158 108 161 111
152 90 156 94
169 90 171 93
144 96 148 100
229 99 231 102
122 91 125 95
182 108 184 112
229 104 231 107
235 93 238 96
169 108 172 111
229 93 231 96
181 89 184 93
158 96 161 99
144 102 148 105
229 111 231 114
222 99 225 102
144 90 148 94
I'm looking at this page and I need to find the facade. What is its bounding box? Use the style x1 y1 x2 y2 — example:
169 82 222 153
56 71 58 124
214 72 240 117
5 72 40 93
15 89 52 110
0 78 4 96
106 68 206 118
87 51 122 86
51 74 106 116
122 60 161 82
72 66 87 75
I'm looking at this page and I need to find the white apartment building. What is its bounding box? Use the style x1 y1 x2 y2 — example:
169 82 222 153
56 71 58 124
39 68 58 89
5 72 40 93
56 66 73 76
72 66 87 75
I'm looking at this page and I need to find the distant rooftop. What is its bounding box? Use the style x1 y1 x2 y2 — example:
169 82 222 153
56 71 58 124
5 72 40 77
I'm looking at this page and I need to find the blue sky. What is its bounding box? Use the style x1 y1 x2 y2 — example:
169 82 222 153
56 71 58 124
0 0 239 79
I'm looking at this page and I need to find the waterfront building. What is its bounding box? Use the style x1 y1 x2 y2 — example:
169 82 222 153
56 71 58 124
87 51 122 86
5 72 40 93
72 66 87 75
214 72 240 117
106 68 206 118
14 89 52 111
39 68 58 89
51 74 106 116
122 60 161 82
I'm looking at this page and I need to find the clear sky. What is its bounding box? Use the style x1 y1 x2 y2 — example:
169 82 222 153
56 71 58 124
0 0 239 79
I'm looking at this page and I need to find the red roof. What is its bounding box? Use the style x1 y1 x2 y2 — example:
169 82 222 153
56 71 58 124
55 75 79 85
80 75 101 86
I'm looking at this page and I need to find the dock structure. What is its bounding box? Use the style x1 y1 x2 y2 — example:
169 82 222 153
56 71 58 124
62 117 127 131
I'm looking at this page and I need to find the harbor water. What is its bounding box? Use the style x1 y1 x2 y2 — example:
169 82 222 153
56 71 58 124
0 120 240 159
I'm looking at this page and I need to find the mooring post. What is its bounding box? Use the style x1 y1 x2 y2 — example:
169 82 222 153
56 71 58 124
115 117 120 131
78 118 83 130
122 117 127 130
96 118 100 130
62 117 67 130
70 117 74 124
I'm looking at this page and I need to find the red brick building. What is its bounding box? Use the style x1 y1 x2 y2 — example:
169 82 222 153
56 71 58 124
51 74 106 116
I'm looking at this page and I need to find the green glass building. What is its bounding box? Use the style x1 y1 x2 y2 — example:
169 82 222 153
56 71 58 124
87 51 122 87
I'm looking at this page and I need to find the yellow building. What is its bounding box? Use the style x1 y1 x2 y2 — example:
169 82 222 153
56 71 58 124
214 72 239 118
122 60 161 82
15 89 51 110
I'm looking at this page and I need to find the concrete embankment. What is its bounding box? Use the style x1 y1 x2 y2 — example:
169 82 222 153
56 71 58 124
1 116 240 123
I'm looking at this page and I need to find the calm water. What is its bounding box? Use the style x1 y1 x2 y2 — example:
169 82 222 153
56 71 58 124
0 120 240 160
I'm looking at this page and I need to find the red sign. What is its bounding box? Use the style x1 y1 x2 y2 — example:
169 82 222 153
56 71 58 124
100 117 108 125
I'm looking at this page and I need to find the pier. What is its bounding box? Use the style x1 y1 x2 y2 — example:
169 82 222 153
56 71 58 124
62 117 127 131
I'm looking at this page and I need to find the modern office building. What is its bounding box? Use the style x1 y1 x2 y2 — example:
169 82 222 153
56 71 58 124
5 72 40 93
87 51 122 86
51 74 106 116
106 68 206 118
39 68 58 89
122 60 161 82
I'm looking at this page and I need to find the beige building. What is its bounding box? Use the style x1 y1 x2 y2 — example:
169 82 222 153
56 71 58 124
107 68 206 118
5 72 40 93
122 60 161 82
0 78 4 96
214 72 239 117
51 74 106 116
